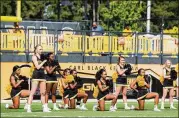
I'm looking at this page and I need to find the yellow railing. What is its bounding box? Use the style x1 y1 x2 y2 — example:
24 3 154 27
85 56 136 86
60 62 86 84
0 32 178 56
1 33 25 51
29 34 55 52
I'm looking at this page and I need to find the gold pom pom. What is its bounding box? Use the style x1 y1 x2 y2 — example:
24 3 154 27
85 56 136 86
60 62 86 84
66 75 74 83
6 84 12 95
112 72 118 82
93 86 99 99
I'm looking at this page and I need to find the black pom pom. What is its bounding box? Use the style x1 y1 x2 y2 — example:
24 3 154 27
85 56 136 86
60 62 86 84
124 64 132 75
170 69 177 80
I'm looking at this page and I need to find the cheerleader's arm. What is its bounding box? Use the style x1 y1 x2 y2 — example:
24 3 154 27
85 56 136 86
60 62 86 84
10 76 24 88
61 79 68 89
45 65 57 74
97 80 109 92
32 55 47 70
116 65 127 76
130 79 138 92
163 68 171 80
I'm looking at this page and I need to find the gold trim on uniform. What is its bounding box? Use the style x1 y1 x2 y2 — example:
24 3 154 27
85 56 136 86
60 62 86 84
98 95 107 101
116 84 129 87
137 93 148 100
46 81 58 83
12 90 22 98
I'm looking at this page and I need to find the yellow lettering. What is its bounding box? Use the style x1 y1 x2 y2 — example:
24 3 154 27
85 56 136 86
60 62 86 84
83 83 95 91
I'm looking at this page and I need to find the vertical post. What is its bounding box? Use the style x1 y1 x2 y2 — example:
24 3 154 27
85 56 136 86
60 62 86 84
135 32 139 71
16 0 21 18
84 0 87 20
82 31 86 63
27 29 30 63
58 0 60 20
146 0 151 33
109 31 112 64
93 0 96 22
160 18 164 65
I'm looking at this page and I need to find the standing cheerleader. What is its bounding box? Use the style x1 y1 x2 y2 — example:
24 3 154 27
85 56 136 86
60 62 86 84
95 69 117 111
26 45 50 112
70 69 88 110
44 52 62 110
114 56 130 110
130 68 161 111
161 60 177 109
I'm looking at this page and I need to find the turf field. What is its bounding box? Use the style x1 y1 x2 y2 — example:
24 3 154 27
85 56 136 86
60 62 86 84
1 101 178 117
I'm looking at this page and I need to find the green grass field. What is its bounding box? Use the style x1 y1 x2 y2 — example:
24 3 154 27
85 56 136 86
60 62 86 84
1 101 178 117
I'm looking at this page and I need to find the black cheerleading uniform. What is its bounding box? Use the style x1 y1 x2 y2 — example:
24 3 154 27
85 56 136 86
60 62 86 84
163 68 173 88
116 65 127 86
97 79 109 100
62 77 77 99
31 55 45 80
68 80 78 99
10 74 22 98
136 75 149 100
44 60 58 83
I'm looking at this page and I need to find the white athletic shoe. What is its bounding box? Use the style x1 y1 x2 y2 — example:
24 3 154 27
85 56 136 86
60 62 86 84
76 105 81 109
170 106 177 109
27 108 32 113
58 104 64 108
109 106 116 112
154 108 161 112
113 105 117 110
160 106 165 110
93 105 98 111
80 106 88 110
43 108 51 112
64 105 69 109
125 106 131 110
53 106 60 110
48 107 52 111
5 104 9 109
130 105 135 110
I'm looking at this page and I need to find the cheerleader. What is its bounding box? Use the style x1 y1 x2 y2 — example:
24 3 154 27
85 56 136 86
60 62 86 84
60 69 77 109
70 69 88 110
44 52 62 110
26 45 50 112
95 69 117 111
114 56 130 110
5 65 30 109
161 60 177 109
130 68 161 111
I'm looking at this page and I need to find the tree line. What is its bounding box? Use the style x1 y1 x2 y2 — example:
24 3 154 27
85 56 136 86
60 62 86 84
1 0 178 32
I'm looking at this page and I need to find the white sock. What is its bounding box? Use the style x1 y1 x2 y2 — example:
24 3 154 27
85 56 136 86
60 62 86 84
53 103 57 107
65 104 68 108
43 104 48 108
110 105 114 109
82 103 86 107
124 103 128 107
114 104 117 108
161 101 164 106
27 104 31 108
154 105 158 109
170 102 174 107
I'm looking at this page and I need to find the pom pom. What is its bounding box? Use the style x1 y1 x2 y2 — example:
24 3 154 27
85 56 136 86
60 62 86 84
112 72 118 82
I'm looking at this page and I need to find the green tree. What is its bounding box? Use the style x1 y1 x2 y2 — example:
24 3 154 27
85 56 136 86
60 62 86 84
21 1 47 19
151 0 179 32
98 1 146 32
